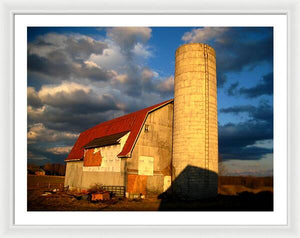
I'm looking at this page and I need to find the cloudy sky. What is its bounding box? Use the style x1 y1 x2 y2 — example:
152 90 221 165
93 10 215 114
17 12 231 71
27 27 273 176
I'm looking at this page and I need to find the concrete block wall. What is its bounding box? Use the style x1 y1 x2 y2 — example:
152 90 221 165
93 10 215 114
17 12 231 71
172 43 218 200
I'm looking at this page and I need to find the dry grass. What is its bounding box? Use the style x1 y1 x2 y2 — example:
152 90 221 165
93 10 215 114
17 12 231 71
28 174 65 189
218 185 273 195
27 175 273 211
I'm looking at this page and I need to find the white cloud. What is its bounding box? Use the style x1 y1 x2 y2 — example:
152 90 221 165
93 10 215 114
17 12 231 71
247 139 273 149
46 146 73 155
28 123 78 143
28 105 46 121
28 33 107 60
182 27 228 43
28 87 43 108
141 67 157 80
83 60 101 69
88 45 127 71
33 81 120 114
28 33 111 82
38 82 90 99
27 28 175 164
106 27 152 50
113 74 128 84
28 33 68 57
157 76 174 93
222 156 273 176
132 42 152 58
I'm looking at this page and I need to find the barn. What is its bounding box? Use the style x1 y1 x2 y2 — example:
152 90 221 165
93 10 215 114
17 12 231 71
64 99 174 197
65 43 219 200
35 168 46 176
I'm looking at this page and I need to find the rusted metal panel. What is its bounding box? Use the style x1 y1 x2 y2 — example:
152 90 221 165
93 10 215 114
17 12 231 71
83 143 123 172
83 148 102 167
127 174 147 195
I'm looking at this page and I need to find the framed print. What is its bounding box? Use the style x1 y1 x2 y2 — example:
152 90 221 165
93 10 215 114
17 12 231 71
0 0 299 237
15 12 287 224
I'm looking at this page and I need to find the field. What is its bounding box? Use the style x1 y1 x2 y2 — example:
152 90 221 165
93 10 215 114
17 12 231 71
27 175 273 211
28 174 65 189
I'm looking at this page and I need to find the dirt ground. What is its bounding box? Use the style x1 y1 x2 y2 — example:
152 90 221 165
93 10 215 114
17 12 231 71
27 175 273 211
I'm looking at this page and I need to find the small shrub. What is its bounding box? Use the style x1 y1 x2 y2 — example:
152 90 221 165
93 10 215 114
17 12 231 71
88 183 106 193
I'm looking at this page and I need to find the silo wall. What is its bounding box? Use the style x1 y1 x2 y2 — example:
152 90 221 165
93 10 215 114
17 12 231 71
172 43 218 200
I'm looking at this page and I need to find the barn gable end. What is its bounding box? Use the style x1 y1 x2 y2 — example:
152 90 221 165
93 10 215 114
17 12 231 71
126 103 173 196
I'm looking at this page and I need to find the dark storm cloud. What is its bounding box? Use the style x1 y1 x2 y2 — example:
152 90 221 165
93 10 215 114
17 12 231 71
182 27 273 87
106 27 151 58
109 64 172 99
29 33 108 62
28 33 111 83
39 91 118 114
219 120 272 149
43 109 119 133
219 146 272 161
28 92 122 134
93 27 171 105
28 52 72 78
27 29 167 164
220 101 273 123
219 102 273 160
217 73 228 88
27 27 274 166
227 82 239 96
156 76 174 97
216 32 273 87
121 65 146 97
80 63 115 81
220 105 254 115
27 87 43 108
28 52 113 82
215 33 273 73
64 36 107 61
239 72 273 98
28 145 70 165
28 100 123 134
219 120 273 160
27 123 78 143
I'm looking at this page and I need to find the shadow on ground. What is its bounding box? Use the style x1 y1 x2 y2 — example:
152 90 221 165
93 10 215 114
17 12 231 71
158 165 273 211
158 191 273 211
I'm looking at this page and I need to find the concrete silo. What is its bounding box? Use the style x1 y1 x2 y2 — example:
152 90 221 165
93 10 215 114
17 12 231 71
172 43 218 200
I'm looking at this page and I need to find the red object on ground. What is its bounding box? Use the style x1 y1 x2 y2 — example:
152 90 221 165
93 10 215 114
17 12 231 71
91 192 110 201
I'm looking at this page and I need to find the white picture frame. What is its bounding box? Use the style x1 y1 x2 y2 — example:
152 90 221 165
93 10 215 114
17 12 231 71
1 0 299 237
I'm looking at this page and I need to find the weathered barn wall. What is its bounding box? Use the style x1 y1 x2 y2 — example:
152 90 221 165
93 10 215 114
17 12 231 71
81 133 129 189
172 43 218 200
65 133 129 190
64 161 83 190
81 158 126 189
127 103 173 196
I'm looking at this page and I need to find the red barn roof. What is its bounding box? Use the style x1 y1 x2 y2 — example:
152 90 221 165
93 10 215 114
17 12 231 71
65 99 173 161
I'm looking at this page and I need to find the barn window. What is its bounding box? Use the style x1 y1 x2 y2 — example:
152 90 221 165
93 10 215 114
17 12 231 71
144 124 149 132
138 156 154 176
